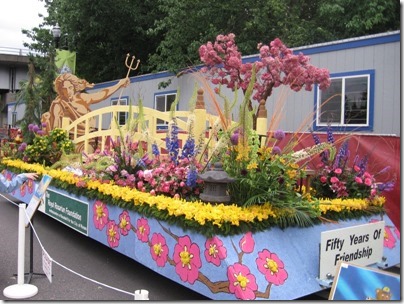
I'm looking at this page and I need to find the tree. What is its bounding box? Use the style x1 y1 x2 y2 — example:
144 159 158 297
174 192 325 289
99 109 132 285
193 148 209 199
199 33 331 128
23 0 399 82
316 0 400 39
24 0 163 83
147 0 400 72
18 14 59 140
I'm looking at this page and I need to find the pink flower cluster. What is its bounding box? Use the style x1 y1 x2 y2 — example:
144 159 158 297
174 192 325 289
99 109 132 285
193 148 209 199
199 33 330 103
316 163 377 199
136 156 204 199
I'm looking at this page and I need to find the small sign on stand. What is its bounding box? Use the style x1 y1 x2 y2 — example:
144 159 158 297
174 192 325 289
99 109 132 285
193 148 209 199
42 249 53 283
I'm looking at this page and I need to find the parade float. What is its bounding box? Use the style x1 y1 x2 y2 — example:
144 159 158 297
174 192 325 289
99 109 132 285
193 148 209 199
0 35 400 300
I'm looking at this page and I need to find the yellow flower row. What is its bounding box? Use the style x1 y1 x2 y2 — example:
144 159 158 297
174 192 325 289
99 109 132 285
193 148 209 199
318 196 385 213
1 158 385 228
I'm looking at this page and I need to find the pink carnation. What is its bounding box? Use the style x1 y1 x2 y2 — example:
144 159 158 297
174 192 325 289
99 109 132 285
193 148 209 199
330 176 339 183
364 177 372 186
334 168 342 174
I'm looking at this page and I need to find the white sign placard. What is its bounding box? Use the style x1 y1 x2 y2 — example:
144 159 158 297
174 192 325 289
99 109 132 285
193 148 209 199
42 249 53 283
319 221 385 280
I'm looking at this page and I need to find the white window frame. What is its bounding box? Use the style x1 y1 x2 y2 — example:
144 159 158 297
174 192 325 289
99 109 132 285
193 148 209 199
154 91 177 129
11 111 17 127
314 70 374 132
111 97 128 126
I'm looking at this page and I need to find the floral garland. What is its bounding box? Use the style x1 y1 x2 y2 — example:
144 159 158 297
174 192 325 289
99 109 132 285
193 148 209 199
1 158 386 236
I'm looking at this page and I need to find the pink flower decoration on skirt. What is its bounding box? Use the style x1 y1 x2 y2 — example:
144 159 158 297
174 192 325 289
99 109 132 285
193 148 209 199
173 236 202 284
256 249 288 286
118 210 131 236
239 232 255 253
150 233 169 267
106 220 120 248
204 236 227 266
227 263 258 300
136 218 150 243
93 200 109 230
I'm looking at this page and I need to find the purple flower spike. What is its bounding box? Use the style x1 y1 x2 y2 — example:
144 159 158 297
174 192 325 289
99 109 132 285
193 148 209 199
18 142 27 152
230 130 239 145
272 146 282 155
274 129 285 141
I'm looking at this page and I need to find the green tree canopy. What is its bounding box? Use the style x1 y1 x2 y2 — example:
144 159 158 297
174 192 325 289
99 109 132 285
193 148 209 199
24 0 400 83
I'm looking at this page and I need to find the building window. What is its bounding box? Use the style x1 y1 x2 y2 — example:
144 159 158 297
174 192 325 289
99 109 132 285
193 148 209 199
315 70 374 132
154 91 177 129
111 97 128 126
11 112 17 127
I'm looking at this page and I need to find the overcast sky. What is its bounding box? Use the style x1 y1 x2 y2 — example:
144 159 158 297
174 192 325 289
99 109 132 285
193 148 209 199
0 0 47 50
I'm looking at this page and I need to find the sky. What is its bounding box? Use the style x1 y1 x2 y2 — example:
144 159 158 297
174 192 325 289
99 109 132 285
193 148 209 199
0 0 47 50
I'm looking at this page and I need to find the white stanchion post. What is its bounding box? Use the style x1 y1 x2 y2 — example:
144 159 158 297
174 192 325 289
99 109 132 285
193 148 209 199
3 204 38 299
134 289 149 300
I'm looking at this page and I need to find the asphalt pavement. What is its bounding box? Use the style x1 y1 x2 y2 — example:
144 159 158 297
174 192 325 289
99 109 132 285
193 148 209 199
0 193 209 301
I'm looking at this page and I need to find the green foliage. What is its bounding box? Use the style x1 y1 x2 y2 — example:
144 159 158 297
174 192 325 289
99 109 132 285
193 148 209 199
22 128 75 166
39 0 163 82
214 125 305 209
21 0 399 80
317 0 400 39
15 61 57 139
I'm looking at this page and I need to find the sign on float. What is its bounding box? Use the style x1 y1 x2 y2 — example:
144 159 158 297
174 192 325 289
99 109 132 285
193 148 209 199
319 221 385 280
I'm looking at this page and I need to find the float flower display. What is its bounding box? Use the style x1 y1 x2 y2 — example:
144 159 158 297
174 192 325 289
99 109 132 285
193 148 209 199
310 127 395 200
0 95 393 237
0 126 390 237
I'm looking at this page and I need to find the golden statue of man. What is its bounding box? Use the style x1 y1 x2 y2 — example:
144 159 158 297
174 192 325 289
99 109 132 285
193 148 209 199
41 73 129 151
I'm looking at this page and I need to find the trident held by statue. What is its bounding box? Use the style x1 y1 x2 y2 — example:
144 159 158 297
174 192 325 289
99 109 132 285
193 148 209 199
117 53 140 102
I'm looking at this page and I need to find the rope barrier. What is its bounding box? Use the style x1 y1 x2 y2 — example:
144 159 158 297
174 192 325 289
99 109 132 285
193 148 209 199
0 193 19 207
1 194 136 299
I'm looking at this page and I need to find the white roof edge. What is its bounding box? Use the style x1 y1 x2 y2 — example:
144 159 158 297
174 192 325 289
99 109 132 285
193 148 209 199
293 30 400 51
243 30 400 59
